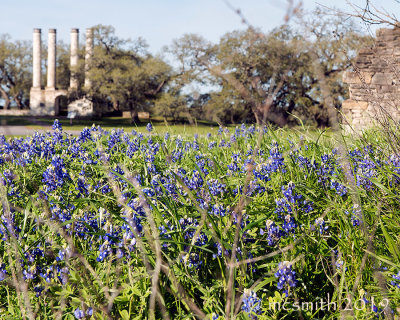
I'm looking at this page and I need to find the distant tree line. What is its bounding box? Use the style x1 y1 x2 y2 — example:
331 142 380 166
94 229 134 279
0 10 372 126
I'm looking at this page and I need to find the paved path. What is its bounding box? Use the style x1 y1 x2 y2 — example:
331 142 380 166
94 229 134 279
0 125 81 136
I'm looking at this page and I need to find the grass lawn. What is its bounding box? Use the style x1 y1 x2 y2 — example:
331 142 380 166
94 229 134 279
0 115 225 136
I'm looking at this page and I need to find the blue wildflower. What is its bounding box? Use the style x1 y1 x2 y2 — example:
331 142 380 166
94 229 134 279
275 261 298 295
242 289 262 319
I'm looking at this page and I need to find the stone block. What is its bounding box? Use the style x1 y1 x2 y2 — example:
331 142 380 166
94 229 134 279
376 28 393 37
380 85 396 93
342 99 368 110
358 48 373 55
0 109 30 116
343 71 373 84
122 111 131 118
372 73 392 85
68 97 93 117
138 112 150 120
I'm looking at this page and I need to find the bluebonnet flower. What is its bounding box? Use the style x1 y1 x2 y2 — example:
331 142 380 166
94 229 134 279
181 252 203 269
207 178 226 197
52 119 62 131
315 217 328 234
242 289 262 319
146 123 153 132
212 242 223 259
86 308 93 317
290 152 315 173
0 212 22 241
349 148 378 190
208 141 216 149
192 140 199 150
171 149 183 162
195 155 210 176
261 220 282 246
335 259 346 272
76 174 89 197
175 136 183 148
52 119 63 142
1 169 16 186
268 143 286 173
275 261 298 295
210 204 228 217
159 223 173 249
23 265 37 280
275 182 313 219
184 170 204 190
0 264 7 281
39 266 54 283
42 155 70 194
107 129 123 152
33 285 44 297
56 247 72 262
74 307 85 319
345 205 362 227
110 165 125 182
282 215 296 234
126 139 140 158
390 271 400 288
248 125 256 135
330 180 347 196
78 127 92 143
362 293 386 317
164 132 170 141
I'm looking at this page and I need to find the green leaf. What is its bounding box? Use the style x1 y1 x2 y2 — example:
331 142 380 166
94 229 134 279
380 217 400 263
119 309 130 320
253 276 275 292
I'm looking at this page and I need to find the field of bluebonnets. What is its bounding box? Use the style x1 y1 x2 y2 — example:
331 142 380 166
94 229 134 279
0 119 400 319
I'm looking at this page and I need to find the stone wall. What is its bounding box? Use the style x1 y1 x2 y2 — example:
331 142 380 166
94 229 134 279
0 109 30 116
342 27 400 129
68 98 94 117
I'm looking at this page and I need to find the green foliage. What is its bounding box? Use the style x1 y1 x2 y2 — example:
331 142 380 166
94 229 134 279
86 24 172 120
168 11 372 126
0 35 31 109
0 123 400 319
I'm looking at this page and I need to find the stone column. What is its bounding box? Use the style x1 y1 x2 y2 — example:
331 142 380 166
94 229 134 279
47 29 56 88
84 28 94 89
32 28 42 88
69 28 79 89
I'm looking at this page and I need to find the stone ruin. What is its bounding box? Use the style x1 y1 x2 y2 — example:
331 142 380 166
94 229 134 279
342 27 400 130
29 28 95 117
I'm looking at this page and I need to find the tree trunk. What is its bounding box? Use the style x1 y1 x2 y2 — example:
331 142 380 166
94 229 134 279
130 109 139 124
252 107 260 125
14 94 24 110
112 98 120 111
266 110 288 127
0 87 10 109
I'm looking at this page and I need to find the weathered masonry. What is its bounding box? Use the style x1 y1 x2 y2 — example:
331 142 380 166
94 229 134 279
342 27 400 129
29 28 94 116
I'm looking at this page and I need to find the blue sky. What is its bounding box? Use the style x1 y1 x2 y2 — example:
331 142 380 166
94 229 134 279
0 0 397 54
